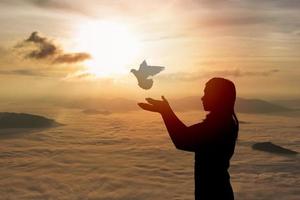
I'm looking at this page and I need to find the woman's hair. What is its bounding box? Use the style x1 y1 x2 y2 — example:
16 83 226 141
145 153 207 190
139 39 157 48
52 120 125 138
205 77 239 133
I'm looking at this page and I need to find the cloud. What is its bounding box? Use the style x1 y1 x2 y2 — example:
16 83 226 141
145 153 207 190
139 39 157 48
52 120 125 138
142 33 188 42
54 53 91 64
185 0 300 9
0 69 47 77
62 71 96 81
27 0 96 16
236 69 279 76
292 30 300 36
158 69 280 82
247 0 300 9
16 31 91 64
172 0 300 35
209 69 279 77
198 14 273 27
24 31 57 59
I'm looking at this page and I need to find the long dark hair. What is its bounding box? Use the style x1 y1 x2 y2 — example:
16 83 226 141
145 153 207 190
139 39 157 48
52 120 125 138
205 77 239 135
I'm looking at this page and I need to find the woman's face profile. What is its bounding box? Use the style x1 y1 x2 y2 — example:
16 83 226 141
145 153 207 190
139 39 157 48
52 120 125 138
201 86 215 111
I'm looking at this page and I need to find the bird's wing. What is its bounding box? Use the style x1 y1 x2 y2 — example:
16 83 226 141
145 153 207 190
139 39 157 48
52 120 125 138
143 65 165 76
138 60 164 76
138 60 147 71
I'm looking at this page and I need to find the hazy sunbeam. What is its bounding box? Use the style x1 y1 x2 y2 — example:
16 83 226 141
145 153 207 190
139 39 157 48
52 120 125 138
74 20 141 77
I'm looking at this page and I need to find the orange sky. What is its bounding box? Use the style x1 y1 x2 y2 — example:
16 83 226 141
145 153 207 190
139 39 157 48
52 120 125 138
0 0 299 100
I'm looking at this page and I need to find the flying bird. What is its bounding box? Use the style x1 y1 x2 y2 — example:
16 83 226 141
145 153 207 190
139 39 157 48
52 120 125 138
131 60 165 90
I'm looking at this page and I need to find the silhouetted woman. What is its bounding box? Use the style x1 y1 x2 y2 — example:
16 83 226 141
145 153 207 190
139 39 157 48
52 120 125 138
138 77 239 200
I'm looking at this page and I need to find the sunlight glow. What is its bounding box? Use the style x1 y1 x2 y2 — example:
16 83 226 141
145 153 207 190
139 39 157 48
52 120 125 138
75 21 140 77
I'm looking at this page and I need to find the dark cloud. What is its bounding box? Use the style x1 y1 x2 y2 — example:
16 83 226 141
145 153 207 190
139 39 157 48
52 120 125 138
159 69 279 81
16 31 91 64
0 69 47 77
25 31 57 59
54 53 91 64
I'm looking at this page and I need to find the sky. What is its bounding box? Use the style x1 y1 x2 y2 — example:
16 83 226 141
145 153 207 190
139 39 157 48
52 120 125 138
0 0 299 101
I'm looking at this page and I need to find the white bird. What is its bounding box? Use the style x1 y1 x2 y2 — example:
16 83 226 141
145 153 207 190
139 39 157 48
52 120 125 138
131 60 165 90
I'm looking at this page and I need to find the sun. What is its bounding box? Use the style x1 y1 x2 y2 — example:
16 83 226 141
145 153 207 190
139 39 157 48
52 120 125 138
74 20 140 77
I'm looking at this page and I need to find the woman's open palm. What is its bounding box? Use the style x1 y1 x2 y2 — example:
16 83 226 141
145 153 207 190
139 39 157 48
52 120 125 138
138 96 170 113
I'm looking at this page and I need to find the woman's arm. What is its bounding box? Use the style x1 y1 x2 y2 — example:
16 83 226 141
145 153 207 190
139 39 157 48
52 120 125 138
138 96 192 150
160 106 189 149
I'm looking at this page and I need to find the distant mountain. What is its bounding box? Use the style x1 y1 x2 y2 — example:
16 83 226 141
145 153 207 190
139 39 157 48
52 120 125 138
272 99 300 109
169 96 291 113
20 96 293 114
0 112 61 129
235 98 291 113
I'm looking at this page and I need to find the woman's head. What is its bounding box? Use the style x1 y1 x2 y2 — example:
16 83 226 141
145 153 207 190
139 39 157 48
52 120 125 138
201 77 236 113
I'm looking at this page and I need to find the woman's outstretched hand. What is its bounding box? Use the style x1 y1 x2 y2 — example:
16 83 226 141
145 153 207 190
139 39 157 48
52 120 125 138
138 96 171 113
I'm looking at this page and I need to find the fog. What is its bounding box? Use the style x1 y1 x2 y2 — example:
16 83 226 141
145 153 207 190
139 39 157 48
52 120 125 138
0 106 299 200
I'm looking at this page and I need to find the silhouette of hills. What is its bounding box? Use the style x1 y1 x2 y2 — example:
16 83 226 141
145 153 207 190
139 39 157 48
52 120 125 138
60 97 293 114
272 99 300 109
235 98 291 113
0 112 61 129
170 96 291 113
7 96 295 114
